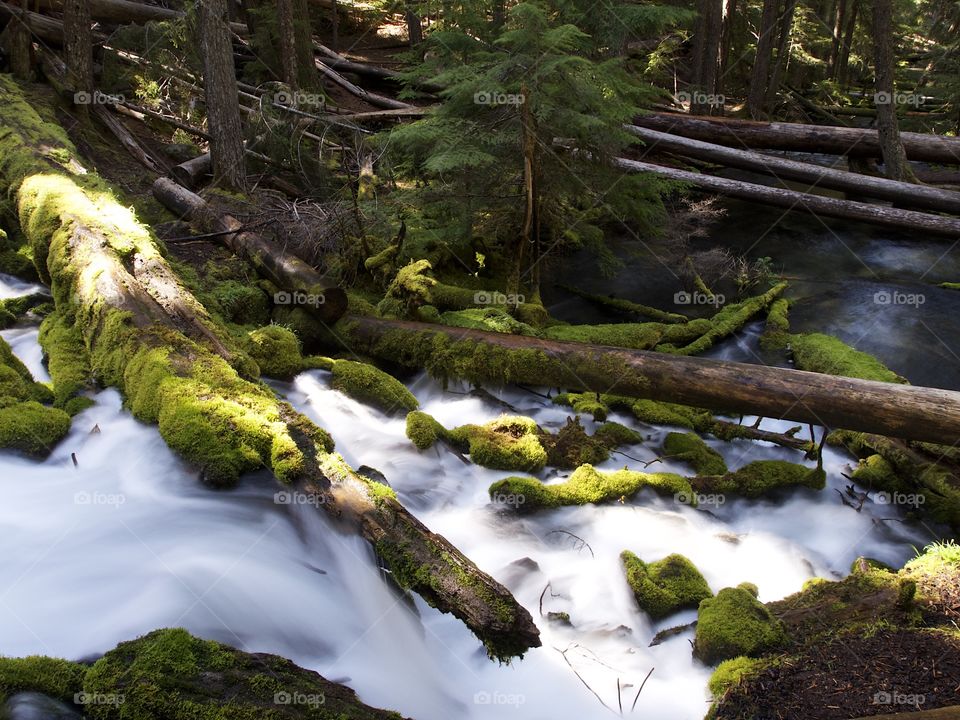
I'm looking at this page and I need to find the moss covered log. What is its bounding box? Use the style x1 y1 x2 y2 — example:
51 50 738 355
0 77 538 660
693 460 826 498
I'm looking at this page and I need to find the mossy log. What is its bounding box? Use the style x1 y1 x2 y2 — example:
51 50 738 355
334 315 960 445
0 78 538 660
151 177 347 324
556 283 689 323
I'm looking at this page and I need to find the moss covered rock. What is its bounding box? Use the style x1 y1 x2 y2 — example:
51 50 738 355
329 359 418 415
0 401 71 456
593 421 643 447
38 311 91 409
489 463 692 513
0 656 87 706
246 325 303 379
707 656 769 699
449 415 547 472
698 460 826 498
621 551 713 620
694 587 788 665
663 432 728 475
405 410 446 449
538 416 609 469
81 628 407 719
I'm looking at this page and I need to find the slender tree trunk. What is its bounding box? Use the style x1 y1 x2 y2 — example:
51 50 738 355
828 0 846 76
292 0 317 90
276 0 299 89
62 0 93 97
837 0 857 87
6 1 33 80
513 83 537 298
870 0 916 182
406 4 422 46
719 0 738 84
330 0 338 51
199 0 247 189
748 0 779 118
765 0 797 107
692 0 723 115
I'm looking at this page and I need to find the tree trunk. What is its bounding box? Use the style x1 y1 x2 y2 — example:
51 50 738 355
292 0 317 90
764 0 797 108
626 125 960 213
836 0 858 87
315 60 413 109
828 0 846 77
747 0 780 118
719 0 738 84
691 0 723 115
277 0 299 89
62 0 93 97
0 78 539 662
405 2 422 46
870 0 917 182
631 112 960 163
336 315 960 446
198 0 246 189
614 156 960 237
2 1 33 80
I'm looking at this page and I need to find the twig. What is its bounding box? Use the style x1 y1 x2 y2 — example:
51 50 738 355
555 645 618 715
545 529 595 558
631 667 654 712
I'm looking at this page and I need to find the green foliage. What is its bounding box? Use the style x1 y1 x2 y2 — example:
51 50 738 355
621 551 713 620
694 587 788 665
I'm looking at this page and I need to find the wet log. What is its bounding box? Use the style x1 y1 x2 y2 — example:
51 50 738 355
614 157 960 237
627 125 960 214
335 315 960 446
632 112 960 164
0 77 539 661
152 177 348 322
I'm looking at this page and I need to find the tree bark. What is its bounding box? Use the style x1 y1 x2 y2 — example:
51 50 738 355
198 0 247 189
870 0 917 182
692 0 724 115
626 125 960 213
836 0 858 87
764 0 797 108
0 79 538 661
631 112 960 164
747 0 780 118
277 0 300 89
315 59 413 109
337 315 960 446
1 1 33 80
62 0 93 97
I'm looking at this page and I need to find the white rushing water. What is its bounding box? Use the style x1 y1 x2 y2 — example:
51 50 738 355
0 272 942 720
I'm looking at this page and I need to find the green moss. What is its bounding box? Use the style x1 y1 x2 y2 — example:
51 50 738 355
851 454 898 487
405 410 447 450
663 432 728 475
302 355 335 371
552 392 610 421
737 582 759 597
0 401 71 456
440 307 540 336
790 333 906 383
939 282 960 290
489 463 693 513
449 415 547 472
245 325 302 379
593 421 643 448
539 416 609 469
210 280 270 325
38 310 91 407
760 298 791 350
0 656 87 705
708 656 768 698
694 587 788 665
621 551 713 619
631 399 703 429
699 460 826 498
329 359 418 415
82 628 404 719
544 321 663 349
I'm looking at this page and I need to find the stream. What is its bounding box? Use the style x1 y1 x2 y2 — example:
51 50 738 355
0 247 951 719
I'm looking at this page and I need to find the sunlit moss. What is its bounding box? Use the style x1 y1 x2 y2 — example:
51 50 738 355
621 551 713 619
694 587 788 665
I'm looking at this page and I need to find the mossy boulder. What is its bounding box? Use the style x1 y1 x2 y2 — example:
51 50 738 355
0 656 87 706
697 460 826 499
552 391 612 421
538 416 609 469
448 415 547 472
621 551 713 620
329 359 418 415
81 628 407 719
0 336 71 455
210 280 271 326
663 432 728 475
405 410 446 449
489 463 692 513
694 587 788 665
245 325 302 379
593 421 643 448
707 656 769 699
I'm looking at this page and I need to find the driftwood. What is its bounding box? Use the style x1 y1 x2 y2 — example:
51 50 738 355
632 112 960 164
335 315 960 446
627 125 960 214
614 157 960 237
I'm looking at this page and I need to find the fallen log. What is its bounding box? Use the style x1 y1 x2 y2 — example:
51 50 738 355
334 315 960 446
614 157 960 237
632 112 960 165
170 153 212 189
0 76 538 660
314 42 443 94
316 59 413 110
152 177 348 322
627 125 960 214
33 0 248 33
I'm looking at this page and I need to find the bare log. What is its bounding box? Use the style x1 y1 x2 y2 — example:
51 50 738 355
32 0 247 33
171 153 213 189
614 157 960 237
627 125 960 214
316 59 413 110
334 315 960 446
632 112 960 164
152 177 348 322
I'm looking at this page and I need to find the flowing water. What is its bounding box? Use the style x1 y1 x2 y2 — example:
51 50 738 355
0 254 950 719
